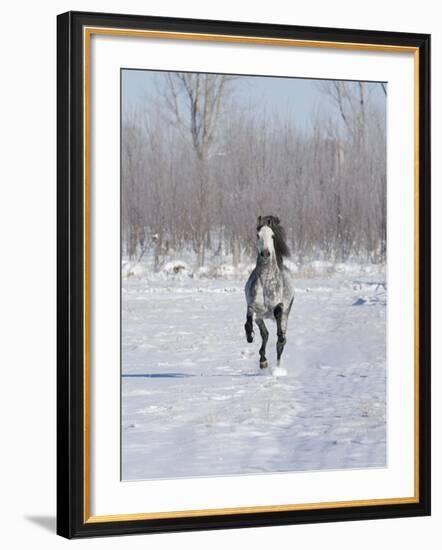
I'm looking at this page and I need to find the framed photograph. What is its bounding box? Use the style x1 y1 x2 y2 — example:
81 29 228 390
57 11 431 538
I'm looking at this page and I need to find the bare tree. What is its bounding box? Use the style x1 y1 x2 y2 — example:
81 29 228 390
160 73 235 265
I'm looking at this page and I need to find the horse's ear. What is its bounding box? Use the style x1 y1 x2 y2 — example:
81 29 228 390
257 215 262 225
273 216 280 226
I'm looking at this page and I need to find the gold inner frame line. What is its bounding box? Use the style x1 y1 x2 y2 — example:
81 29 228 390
82 26 420 524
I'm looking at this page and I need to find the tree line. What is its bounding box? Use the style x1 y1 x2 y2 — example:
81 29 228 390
122 73 386 268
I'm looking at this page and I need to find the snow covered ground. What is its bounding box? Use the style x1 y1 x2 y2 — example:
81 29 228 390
121 261 386 481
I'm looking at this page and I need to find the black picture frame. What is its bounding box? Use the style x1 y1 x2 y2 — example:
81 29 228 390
57 10 431 539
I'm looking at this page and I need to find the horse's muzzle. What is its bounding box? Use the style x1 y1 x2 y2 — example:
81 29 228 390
260 250 270 258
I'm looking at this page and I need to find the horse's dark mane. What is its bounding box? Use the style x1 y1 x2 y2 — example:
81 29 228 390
257 215 291 269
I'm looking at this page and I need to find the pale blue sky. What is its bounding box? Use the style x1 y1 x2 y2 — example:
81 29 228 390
122 69 385 129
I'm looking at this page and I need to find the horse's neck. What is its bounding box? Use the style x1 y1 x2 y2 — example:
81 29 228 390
256 255 280 279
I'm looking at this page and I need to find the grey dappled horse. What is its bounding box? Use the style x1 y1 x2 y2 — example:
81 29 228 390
244 215 295 369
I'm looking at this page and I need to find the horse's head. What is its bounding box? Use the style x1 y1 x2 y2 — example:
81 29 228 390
256 216 278 260
256 215 290 265
256 225 275 259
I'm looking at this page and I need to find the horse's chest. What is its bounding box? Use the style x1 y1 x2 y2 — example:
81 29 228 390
259 274 282 310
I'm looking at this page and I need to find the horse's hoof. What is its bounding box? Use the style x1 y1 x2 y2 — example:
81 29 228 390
246 330 254 343
260 360 268 369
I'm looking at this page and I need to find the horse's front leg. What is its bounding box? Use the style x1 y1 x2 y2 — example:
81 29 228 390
274 303 287 365
255 318 269 369
244 307 254 343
